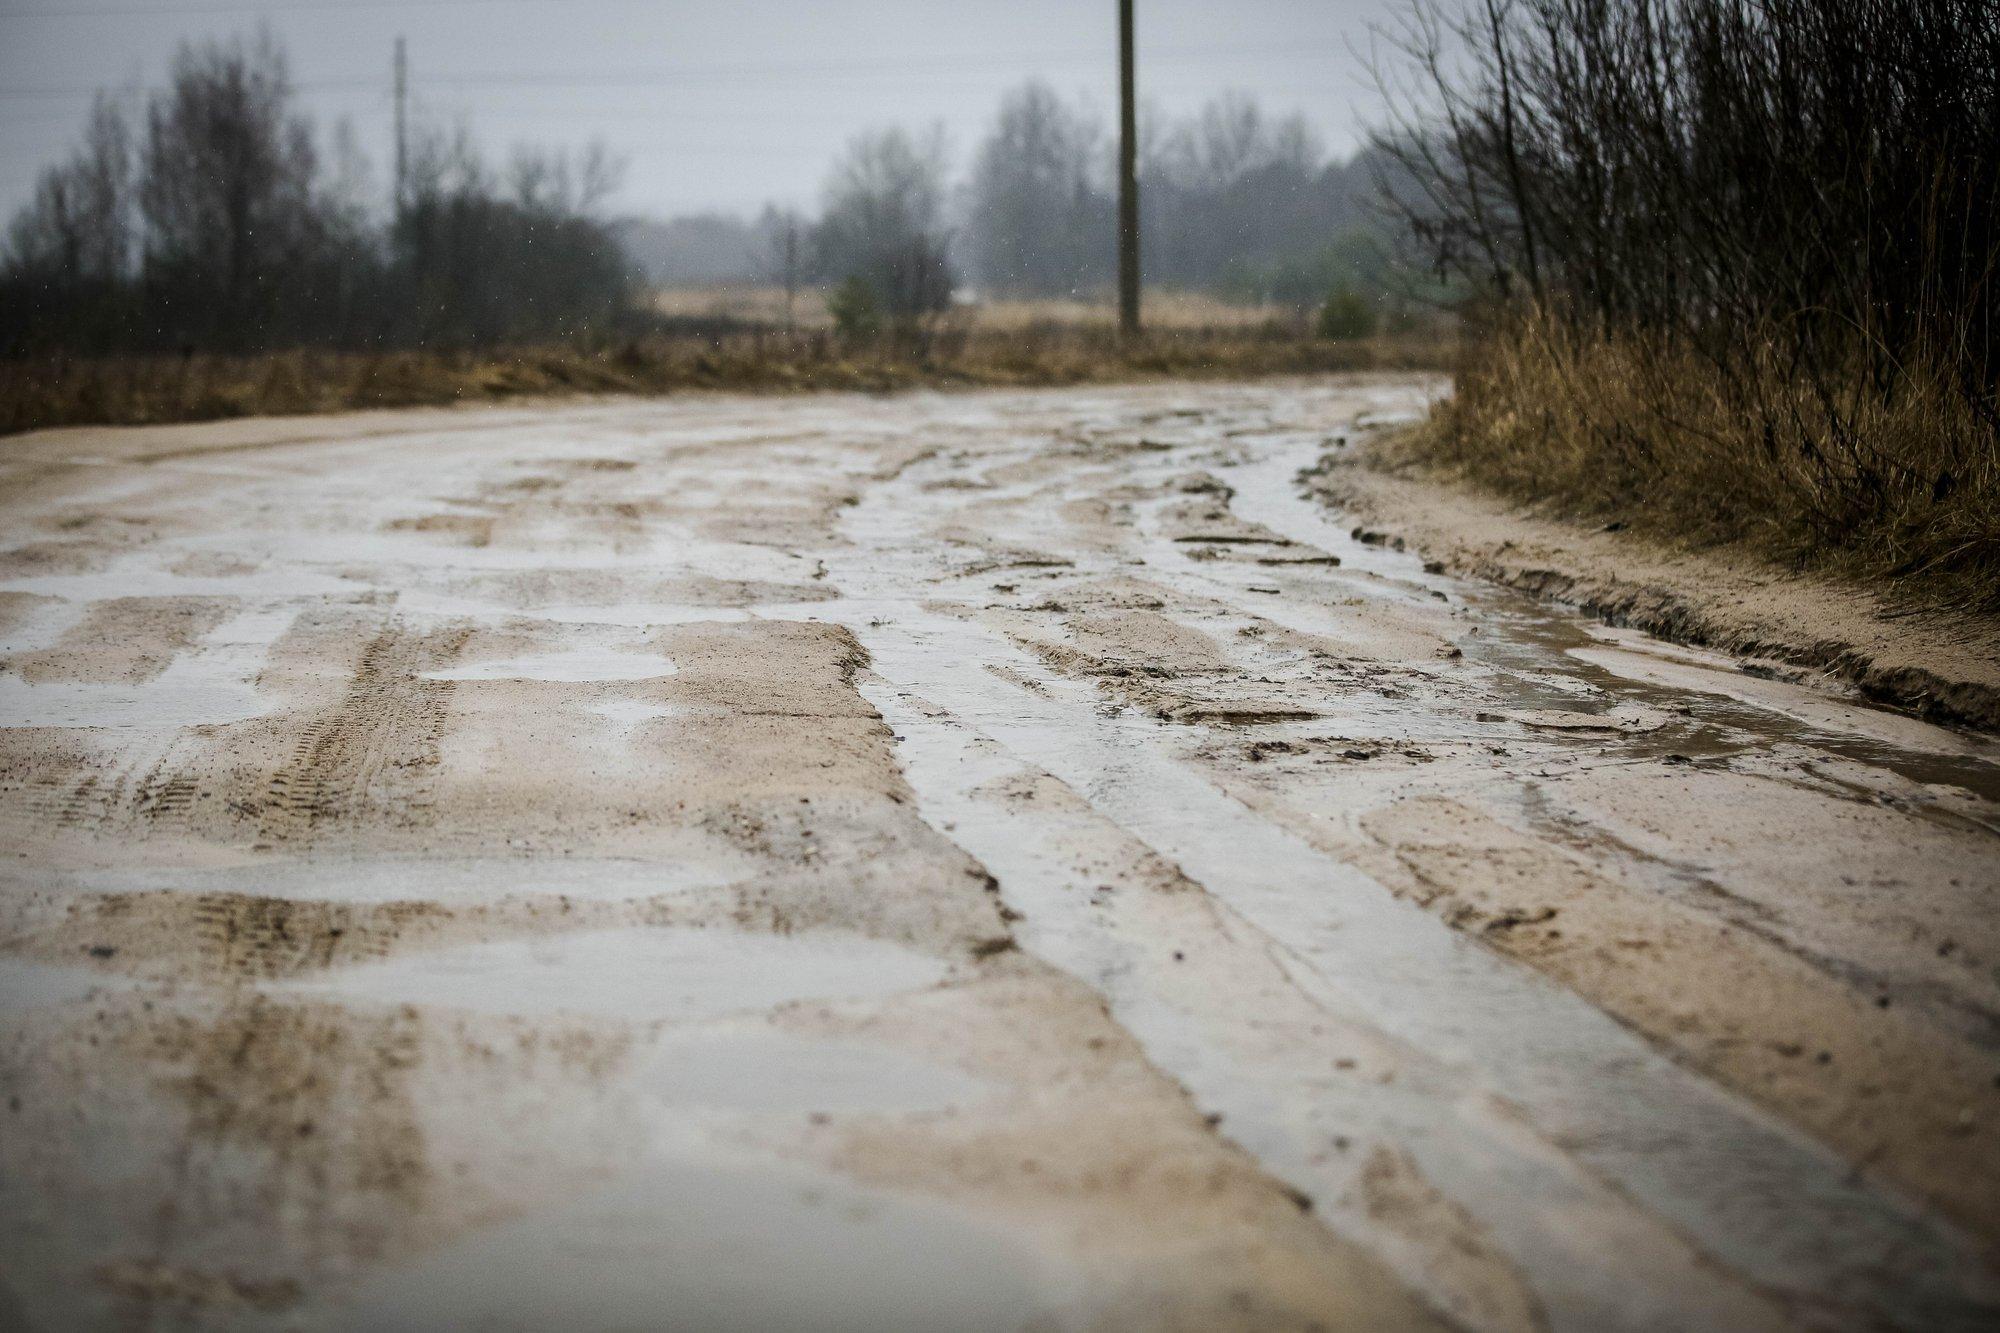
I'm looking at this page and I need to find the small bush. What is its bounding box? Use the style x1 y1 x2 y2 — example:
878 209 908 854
1317 288 1377 341
827 277 884 339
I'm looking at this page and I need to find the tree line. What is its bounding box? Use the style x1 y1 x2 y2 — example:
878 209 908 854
1358 0 1998 602
625 85 1422 330
1 31 631 357
964 84 1400 305
1375 0 1997 463
4 34 1425 357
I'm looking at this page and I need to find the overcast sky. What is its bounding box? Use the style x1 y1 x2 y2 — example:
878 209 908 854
0 0 1406 223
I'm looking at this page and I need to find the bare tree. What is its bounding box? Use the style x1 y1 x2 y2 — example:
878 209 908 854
509 141 624 218
1369 0 2000 536
138 30 320 348
756 204 808 333
1140 92 1341 290
966 81 1111 296
395 122 631 347
6 95 134 285
815 126 956 327
1 29 635 357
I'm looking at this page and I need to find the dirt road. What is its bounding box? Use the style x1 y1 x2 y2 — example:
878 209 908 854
2 379 1996 1330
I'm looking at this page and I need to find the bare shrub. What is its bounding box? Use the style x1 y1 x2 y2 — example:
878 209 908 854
813 127 955 336
0 30 632 358
965 81 1112 297
1375 0 2000 603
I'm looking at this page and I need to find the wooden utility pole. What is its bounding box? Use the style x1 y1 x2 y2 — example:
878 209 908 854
393 36 408 219
1117 0 1140 336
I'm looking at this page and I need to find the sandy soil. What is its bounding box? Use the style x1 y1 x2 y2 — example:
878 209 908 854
0 379 1995 1331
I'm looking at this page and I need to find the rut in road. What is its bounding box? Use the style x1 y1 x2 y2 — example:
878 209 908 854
0 379 1995 1331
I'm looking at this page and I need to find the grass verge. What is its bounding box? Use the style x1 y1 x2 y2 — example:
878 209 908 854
0 326 1446 437
1404 311 2000 612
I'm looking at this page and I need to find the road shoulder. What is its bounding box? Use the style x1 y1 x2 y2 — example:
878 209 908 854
1306 433 2000 734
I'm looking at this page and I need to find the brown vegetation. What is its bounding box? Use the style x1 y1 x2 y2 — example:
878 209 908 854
1375 0 1999 610
1404 310 2000 609
652 285 1321 334
0 326 1446 436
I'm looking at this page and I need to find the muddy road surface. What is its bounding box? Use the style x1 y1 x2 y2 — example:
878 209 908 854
2 379 1996 1330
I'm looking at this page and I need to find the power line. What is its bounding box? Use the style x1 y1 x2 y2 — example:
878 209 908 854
0 41 1351 102
0 0 545 18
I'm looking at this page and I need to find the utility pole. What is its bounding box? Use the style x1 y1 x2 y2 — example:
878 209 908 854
393 36 408 220
1118 0 1140 336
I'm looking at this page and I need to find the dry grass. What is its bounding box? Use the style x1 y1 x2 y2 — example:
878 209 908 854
648 285 1302 333
961 290 1295 331
649 285 834 329
0 324 1449 438
1404 309 2000 609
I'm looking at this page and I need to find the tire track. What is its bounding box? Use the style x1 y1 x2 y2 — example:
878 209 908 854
256 623 470 846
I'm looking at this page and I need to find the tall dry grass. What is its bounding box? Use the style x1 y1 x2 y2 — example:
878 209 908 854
0 325 1448 437
1407 310 2000 607
648 285 1316 333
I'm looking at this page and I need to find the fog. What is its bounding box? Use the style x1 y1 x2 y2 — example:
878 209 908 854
0 0 1401 222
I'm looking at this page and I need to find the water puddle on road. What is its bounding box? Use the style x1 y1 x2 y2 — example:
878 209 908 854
636 1026 992 1115
853 619 1998 1330
11 852 757 907
1472 604 2000 802
0 605 294 729
1226 420 2000 804
0 958 142 1013
322 1139 1066 1333
822 389 2000 1330
276 926 949 1022
0 563 354 608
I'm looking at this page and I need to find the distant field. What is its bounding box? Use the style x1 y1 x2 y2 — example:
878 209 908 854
1 325 1449 436
5 282 1448 435
650 284 1308 332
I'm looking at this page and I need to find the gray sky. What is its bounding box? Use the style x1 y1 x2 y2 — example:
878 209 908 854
0 0 1406 222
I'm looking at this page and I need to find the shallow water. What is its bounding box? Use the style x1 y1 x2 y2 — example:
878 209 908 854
279 927 950 1022
835 447 2000 1329
4 381 1994 1331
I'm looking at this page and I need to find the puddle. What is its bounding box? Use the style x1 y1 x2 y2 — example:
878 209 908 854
0 564 351 605
0 678 269 728
326 1141 1063 1333
18 853 754 906
421 650 678 683
393 588 746 627
507 601 749 627
289 529 817 586
277 927 949 1021
1217 425 2000 804
637 1027 990 1114
1571 641 1996 758
0 605 292 728
828 392 2000 1329
1467 602 2000 801
851 629 1999 1329
0 958 139 1012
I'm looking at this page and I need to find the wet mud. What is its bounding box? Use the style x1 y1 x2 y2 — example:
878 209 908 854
1 380 1995 1329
